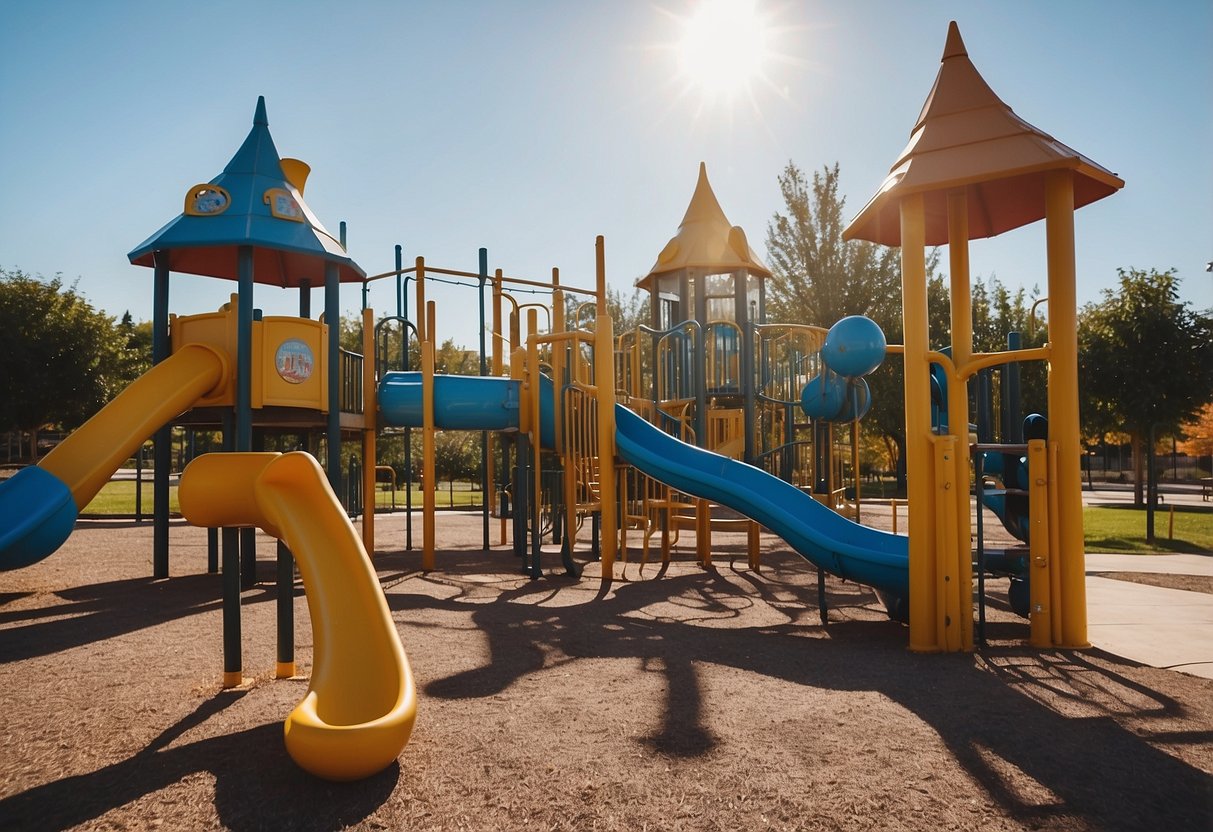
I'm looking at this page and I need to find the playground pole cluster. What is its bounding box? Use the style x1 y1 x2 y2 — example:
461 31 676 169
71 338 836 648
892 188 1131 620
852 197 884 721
845 22 1122 651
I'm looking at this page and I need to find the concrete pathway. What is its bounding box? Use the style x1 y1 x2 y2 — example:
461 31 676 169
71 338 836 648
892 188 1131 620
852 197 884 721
1086 553 1213 680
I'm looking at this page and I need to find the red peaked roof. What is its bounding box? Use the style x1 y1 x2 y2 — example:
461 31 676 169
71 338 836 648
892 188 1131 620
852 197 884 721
844 22 1123 246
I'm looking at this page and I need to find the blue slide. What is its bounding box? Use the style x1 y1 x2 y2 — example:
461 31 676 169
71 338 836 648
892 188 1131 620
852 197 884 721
377 371 910 614
614 406 909 614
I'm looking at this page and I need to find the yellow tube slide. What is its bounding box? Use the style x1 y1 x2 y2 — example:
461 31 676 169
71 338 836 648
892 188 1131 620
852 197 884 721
178 452 416 782
40 344 227 509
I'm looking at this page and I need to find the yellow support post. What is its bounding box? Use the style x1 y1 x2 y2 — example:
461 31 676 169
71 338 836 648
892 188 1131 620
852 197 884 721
415 257 427 343
933 436 961 651
492 269 503 375
1027 439 1053 646
900 193 941 652
562 391 579 561
362 307 377 555
527 309 543 571
593 236 618 579
696 498 711 567
747 520 761 571
1048 440 1064 646
851 421 861 524
422 302 436 571
552 267 565 448
946 190 974 650
1044 170 1090 649
553 269 572 559
493 269 506 546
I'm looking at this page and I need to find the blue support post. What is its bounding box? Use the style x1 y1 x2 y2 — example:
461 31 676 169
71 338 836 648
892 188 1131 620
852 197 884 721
237 247 255 589
479 247 490 551
326 261 341 492
692 273 707 447
395 245 404 318
152 251 171 578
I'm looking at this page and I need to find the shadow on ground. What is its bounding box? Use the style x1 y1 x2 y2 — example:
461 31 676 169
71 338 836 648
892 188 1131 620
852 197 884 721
0 691 396 831
383 547 1213 832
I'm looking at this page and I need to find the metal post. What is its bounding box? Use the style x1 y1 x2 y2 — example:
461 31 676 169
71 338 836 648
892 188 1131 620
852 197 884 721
325 261 341 492
276 539 295 678
975 452 986 647
207 527 218 573
221 526 241 687
236 247 256 590
479 248 490 551
1044 169 1089 648
134 443 143 524
152 251 171 578
422 302 436 569
900 193 941 652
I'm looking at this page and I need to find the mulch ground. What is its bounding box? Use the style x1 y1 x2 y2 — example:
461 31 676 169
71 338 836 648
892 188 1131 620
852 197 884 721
1 510 1210 831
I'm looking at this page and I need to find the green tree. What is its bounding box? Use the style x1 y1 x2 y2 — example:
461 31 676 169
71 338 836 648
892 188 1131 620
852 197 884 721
433 430 480 499
605 285 650 334
1079 268 1213 512
117 311 154 380
0 269 140 461
969 276 1049 433
765 162 902 327
341 312 482 376
764 161 948 487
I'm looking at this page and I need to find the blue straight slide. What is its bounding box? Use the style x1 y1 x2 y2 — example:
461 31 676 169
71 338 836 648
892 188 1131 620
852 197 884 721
614 405 909 611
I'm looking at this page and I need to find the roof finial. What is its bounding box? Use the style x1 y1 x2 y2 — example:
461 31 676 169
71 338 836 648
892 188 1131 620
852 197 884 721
942 21 967 61
253 95 268 126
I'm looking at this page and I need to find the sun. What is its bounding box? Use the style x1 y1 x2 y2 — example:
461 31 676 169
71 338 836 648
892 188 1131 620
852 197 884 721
677 0 773 100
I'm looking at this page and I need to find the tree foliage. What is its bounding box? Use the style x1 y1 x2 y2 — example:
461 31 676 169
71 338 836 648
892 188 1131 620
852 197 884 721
763 162 1057 485
1177 402 1213 461
765 162 947 484
765 162 902 328
604 285 650 335
433 430 480 492
1079 268 1213 503
1079 269 1213 438
0 268 145 460
340 312 478 375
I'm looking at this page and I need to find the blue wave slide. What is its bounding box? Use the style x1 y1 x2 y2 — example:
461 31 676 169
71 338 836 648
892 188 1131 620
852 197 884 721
379 371 910 614
613 406 909 612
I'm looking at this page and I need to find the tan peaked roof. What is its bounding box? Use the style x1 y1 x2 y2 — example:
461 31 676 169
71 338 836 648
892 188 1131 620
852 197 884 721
638 163 771 289
844 22 1124 247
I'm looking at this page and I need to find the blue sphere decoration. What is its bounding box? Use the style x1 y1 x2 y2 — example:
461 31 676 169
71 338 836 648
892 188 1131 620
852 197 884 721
801 372 848 420
821 315 887 378
836 378 872 422
1023 413 1049 441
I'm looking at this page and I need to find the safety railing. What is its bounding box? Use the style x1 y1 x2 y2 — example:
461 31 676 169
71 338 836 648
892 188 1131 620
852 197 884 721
339 349 364 414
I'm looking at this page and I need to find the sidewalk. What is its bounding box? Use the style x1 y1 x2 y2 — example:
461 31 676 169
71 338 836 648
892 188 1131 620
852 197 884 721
1086 553 1213 679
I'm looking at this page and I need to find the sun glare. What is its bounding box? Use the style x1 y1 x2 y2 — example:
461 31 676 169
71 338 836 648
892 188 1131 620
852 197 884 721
678 0 771 99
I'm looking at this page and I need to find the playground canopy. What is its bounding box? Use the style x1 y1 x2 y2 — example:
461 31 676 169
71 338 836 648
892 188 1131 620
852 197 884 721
638 162 771 289
128 97 365 286
845 22 1124 246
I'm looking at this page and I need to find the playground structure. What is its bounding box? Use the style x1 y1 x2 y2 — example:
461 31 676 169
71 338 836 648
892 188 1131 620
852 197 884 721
0 21 1123 781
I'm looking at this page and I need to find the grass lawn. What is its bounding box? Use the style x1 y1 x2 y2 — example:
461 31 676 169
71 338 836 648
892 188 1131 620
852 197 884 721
79 479 1213 557
82 481 485 515
81 481 179 516
370 485 484 510
1083 504 1213 555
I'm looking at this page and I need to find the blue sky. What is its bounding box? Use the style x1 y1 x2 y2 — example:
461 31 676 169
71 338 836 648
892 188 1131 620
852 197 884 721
2 1 1210 350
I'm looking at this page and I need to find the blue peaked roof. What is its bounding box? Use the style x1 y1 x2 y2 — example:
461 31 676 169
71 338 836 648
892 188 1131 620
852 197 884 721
128 97 366 286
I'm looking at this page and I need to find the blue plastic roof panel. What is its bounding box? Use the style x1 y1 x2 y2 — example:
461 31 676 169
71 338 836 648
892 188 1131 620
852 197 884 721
128 97 366 286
